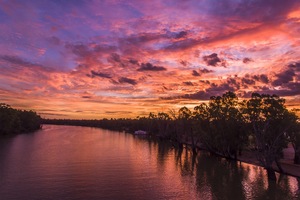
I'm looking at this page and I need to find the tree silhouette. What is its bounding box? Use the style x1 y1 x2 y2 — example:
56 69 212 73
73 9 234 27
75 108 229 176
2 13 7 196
0 103 41 136
244 93 295 180
43 91 299 180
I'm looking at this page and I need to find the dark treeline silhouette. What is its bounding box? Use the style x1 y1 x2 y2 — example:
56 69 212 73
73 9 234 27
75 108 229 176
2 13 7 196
0 103 42 136
43 91 300 180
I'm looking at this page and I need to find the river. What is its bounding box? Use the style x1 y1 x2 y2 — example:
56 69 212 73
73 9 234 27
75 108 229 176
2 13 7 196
0 125 299 199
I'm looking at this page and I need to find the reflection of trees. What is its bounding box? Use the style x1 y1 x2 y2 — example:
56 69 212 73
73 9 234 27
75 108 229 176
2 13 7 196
194 153 246 200
155 139 173 167
253 175 295 200
150 137 299 199
174 146 198 177
297 177 300 198
244 93 297 180
43 91 300 181
289 121 300 164
192 152 296 199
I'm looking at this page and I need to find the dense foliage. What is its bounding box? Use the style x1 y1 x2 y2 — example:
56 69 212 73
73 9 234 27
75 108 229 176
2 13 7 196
44 92 300 180
0 103 41 136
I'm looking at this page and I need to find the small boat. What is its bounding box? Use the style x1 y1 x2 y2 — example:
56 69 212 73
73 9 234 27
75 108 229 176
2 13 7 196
134 130 147 135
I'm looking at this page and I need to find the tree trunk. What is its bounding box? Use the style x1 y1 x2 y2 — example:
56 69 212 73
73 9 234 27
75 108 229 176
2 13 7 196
275 157 284 173
266 167 277 181
192 147 197 155
294 146 300 164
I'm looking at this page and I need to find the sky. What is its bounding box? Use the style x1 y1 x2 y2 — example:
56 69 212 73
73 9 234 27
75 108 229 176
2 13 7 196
0 0 300 119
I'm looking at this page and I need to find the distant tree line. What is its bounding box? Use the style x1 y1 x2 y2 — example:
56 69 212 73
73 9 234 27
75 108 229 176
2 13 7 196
0 103 42 136
43 91 300 180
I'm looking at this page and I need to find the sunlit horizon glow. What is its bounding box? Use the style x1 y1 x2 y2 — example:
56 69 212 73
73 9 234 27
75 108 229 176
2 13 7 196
0 0 300 119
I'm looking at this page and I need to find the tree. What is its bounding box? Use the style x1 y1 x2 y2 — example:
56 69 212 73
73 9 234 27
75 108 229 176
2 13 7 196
0 103 21 135
286 110 300 164
197 92 247 159
244 93 294 180
193 102 210 145
18 110 42 132
177 107 193 146
156 112 171 137
0 103 41 136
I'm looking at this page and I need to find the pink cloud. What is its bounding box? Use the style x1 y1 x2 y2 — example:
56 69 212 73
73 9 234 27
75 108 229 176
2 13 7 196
0 0 300 118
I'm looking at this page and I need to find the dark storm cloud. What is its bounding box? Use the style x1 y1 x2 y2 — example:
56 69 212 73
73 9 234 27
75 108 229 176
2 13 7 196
208 0 298 23
174 31 188 39
203 53 221 66
66 43 117 62
121 32 167 46
106 53 127 67
0 55 47 70
241 74 269 86
109 79 119 85
129 59 139 65
192 68 214 76
163 38 198 51
241 77 255 85
192 70 200 76
181 75 246 100
109 53 122 63
159 0 300 53
252 74 269 83
121 30 188 48
82 95 92 99
271 62 300 89
180 60 189 66
65 43 91 57
272 69 295 86
183 81 194 86
288 62 300 71
199 80 211 84
243 57 253 63
118 77 137 85
200 68 214 74
138 63 166 71
182 82 236 100
242 82 300 98
181 91 212 100
90 70 112 79
93 44 117 53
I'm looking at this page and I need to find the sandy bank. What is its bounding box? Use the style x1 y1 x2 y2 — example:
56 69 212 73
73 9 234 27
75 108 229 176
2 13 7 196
237 144 300 178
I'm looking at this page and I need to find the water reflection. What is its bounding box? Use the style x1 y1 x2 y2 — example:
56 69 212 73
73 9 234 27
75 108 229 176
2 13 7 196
134 135 300 199
172 145 299 200
0 125 299 200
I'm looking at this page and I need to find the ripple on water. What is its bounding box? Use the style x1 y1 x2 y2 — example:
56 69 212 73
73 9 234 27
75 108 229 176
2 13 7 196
0 125 299 200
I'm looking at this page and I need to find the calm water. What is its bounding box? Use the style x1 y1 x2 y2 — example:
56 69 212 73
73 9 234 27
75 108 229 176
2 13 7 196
0 125 299 200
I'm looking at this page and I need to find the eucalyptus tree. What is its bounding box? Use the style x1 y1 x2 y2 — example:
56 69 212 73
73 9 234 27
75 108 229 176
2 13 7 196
286 110 300 164
206 91 247 159
193 102 212 151
177 106 193 146
18 110 42 132
156 112 172 137
0 103 41 135
244 93 295 180
147 112 159 134
0 103 21 135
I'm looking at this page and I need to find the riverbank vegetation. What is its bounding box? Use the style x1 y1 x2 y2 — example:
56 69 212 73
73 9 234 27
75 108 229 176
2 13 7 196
44 91 300 180
0 103 42 136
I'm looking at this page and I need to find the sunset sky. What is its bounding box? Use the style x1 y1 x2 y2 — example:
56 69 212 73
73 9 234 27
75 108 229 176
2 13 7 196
0 0 300 119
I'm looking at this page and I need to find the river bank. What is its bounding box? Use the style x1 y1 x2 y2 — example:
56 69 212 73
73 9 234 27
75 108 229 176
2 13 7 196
166 138 300 178
236 144 300 178
42 122 300 179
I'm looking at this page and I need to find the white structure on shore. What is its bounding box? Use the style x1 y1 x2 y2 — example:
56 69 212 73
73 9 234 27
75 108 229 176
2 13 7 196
134 130 147 135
